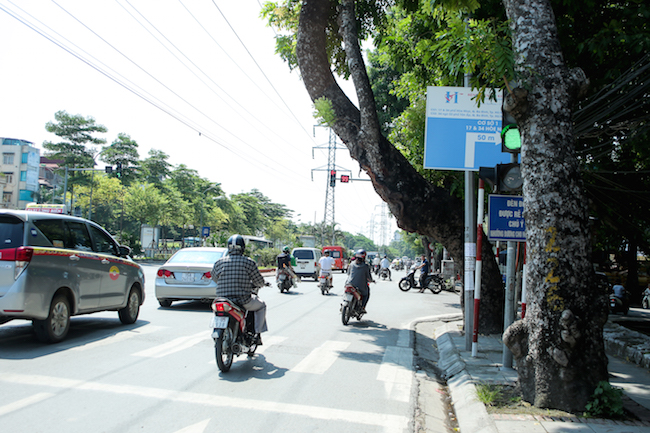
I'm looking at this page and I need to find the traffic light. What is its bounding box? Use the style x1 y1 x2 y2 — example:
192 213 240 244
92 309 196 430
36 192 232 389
478 163 522 193
501 90 521 153
340 174 350 183
330 170 336 187
105 166 113 174
116 162 122 178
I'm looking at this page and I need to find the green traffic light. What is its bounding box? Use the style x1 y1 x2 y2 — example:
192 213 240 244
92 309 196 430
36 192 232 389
502 124 521 152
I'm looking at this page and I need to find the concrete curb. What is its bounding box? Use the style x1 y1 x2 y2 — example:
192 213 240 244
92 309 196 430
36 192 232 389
432 320 499 433
603 322 650 370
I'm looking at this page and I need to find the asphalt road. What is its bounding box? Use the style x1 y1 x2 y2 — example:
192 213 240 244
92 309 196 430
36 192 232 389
0 265 460 433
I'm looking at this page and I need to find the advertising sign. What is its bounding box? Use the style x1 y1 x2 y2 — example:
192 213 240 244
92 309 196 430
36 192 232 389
424 86 511 171
488 195 525 241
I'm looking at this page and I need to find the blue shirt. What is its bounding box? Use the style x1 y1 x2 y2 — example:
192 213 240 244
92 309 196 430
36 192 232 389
420 259 429 275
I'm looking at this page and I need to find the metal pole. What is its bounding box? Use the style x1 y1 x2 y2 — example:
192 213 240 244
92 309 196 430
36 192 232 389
502 152 520 368
521 244 527 318
472 180 484 357
463 72 476 351
62 167 68 213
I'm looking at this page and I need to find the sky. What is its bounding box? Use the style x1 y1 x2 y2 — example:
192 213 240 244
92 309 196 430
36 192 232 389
0 0 398 242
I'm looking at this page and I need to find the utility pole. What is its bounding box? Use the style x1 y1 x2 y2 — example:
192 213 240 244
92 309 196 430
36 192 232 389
311 127 349 244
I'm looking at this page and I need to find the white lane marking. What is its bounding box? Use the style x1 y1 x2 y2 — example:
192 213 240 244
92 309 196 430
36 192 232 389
396 329 410 348
71 326 165 352
132 331 206 358
173 419 210 433
291 340 350 374
0 392 55 416
1 373 408 431
206 335 287 364
376 346 413 403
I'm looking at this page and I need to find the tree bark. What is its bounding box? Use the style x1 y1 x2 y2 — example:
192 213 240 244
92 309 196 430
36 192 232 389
501 0 609 411
297 0 504 332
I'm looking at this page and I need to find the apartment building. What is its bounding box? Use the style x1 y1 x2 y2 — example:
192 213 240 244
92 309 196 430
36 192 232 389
0 137 41 209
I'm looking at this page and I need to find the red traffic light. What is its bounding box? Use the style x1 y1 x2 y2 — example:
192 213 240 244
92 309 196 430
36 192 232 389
340 175 350 183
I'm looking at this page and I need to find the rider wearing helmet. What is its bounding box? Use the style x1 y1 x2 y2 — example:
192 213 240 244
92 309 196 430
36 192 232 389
277 245 297 285
380 254 392 281
346 249 374 313
211 235 268 342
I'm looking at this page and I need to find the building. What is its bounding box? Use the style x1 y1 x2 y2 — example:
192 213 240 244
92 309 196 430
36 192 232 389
0 137 41 210
39 156 64 199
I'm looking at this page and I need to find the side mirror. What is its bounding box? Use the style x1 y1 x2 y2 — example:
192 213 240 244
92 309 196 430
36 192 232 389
118 245 132 258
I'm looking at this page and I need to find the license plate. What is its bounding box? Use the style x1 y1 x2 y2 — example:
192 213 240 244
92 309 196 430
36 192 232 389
300 264 306 269
345 293 353 302
210 316 229 329
181 272 195 283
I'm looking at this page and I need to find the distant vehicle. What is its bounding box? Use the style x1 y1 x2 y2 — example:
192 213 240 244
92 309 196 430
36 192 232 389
0 210 144 343
322 246 348 272
292 247 321 280
155 247 228 307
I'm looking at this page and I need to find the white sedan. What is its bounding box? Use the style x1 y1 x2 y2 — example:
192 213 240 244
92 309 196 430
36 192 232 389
155 247 227 307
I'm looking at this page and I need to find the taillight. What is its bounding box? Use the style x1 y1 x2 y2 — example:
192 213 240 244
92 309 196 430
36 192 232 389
0 247 34 280
203 271 211 279
157 269 174 278
211 302 231 313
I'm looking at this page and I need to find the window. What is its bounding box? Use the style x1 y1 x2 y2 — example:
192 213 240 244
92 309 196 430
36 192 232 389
65 221 93 251
3 172 13 184
0 215 24 248
89 225 118 255
2 192 12 204
21 153 28 164
33 219 66 248
20 171 26 182
3 153 14 165
19 190 34 201
293 249 315 260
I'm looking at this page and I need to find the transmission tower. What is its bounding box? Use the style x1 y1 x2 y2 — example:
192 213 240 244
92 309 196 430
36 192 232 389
311 127 349 244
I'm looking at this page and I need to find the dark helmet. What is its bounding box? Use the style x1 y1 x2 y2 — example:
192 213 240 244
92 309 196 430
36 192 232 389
227 234 246 255
283 246 290 253
355 249 366 261
383 255 387 258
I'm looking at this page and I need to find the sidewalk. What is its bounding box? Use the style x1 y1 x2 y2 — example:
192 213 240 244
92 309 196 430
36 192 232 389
414 315 650 433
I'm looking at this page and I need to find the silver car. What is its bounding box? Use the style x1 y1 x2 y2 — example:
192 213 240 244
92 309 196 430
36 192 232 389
0 210 145 343
155 247 227 307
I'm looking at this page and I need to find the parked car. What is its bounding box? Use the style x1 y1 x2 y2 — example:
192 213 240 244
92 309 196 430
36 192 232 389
0 210 145 343
155 247 228 307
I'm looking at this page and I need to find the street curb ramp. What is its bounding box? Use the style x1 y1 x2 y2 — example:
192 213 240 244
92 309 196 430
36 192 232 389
434 321 499 433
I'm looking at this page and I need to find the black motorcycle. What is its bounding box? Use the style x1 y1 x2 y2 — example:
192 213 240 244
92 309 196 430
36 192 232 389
277 270 293 293
341 284 365 325
399 267 442 294
211 297 260 372
609 293 629 315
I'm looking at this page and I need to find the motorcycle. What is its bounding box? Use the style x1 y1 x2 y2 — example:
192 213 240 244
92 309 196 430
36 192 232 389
277 270 293 293
379 267 390 281
210 297 260 372
609 293 629 315
398 267 442 294
318 270 333 295
341 284 365 325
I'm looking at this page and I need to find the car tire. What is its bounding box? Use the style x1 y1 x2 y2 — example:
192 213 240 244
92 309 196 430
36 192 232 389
33 294 71 343
158 299 173 308
119 287 141 324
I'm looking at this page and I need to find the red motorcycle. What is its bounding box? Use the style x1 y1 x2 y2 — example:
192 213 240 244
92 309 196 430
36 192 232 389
210 298 259 372
341 284 365 325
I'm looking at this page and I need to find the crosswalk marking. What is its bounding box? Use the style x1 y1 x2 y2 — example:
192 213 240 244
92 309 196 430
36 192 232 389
291 340 350 374
0 392 55 416
0 373 408 432
70 325 165 352
132 331 206 358
377 346 413 402
173 419 210 433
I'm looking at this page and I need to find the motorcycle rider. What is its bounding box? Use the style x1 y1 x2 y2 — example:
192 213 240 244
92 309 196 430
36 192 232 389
416 254 430 292
276 246 297 287
318 250 335 287
380 254 392 281
372 254 381 275
346 249 375 313
211 234 268 344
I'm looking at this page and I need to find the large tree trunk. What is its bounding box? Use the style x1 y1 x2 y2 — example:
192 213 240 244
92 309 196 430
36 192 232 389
501 0 609 411
296 0 504 332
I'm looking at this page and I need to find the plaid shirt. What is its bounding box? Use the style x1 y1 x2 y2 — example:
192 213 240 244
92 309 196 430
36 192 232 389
212 254 266 305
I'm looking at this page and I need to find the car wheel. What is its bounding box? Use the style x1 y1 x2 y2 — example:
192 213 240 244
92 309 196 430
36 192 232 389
33 294 70 343
119 287 141 324
158 299 173 308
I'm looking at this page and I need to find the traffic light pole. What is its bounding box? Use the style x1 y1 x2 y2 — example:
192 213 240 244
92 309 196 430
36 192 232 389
502 152 519 369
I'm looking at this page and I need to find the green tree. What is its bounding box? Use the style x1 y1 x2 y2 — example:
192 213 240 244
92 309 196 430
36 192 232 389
124 183 167 232
43 110 107 169
140 149 172 187
100 133 140 186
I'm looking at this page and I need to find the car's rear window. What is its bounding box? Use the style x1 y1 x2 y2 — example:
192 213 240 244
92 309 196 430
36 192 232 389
327 251 341 258
293 250 314 260
0 215 24 248
168 250 225 264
